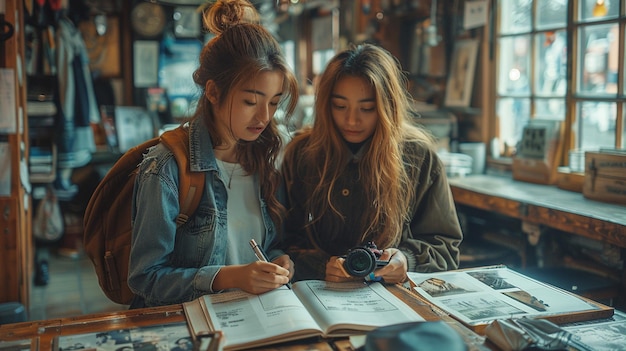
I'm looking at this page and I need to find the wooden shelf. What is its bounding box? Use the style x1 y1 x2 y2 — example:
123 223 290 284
0 0 32 307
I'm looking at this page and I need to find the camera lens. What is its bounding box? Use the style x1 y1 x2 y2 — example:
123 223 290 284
344 248 377 277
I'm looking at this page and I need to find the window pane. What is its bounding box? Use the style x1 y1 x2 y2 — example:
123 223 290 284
577 101 616 150
498 36 531 96
534 30 568 97
535 98 566 119
536 0 568 29
499 0 532 34
578 0 619 22
577 23 619 95
497 97 531 156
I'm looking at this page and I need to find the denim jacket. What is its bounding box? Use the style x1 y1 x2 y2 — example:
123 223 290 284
128 117 281 307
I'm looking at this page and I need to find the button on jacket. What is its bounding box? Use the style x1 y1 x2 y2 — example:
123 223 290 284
282 135 463 281
128 117 281 307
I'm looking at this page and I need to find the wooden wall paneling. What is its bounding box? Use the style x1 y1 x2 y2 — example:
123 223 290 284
121 0 133 105
15 0 31 309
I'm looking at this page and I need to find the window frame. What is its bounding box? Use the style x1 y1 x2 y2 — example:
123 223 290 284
491 0 625 170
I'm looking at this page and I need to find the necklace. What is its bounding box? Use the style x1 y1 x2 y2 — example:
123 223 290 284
217 159 238 189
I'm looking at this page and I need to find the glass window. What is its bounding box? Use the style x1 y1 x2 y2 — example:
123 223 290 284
498 36 531 96
534 31 567 98
499 0 532 34
535 98 566 119
536 0 568 29
496 98 531 155
494 0 624 162
495 1 568 157
578 0 619 22
577 23 619 95
576 101 617 150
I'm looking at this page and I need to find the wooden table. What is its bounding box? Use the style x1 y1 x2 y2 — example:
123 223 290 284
448 174 626 306
0 286 491 351
0 305 186 350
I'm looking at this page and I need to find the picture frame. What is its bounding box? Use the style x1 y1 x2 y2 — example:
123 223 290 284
100 106 156 153
444 39 479 108
114 106 156 153
133 40 160 88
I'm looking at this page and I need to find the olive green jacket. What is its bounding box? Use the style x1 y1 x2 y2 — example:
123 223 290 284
281 136 463 281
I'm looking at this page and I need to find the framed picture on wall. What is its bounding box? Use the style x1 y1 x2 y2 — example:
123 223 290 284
102 106 156 153
444 39 479 108
133 40 160 88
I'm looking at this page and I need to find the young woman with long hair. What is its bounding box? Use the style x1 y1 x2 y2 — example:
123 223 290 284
282 43 462 284
128 0 299 307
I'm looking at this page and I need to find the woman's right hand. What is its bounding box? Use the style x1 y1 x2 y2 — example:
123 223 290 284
213 262 291 294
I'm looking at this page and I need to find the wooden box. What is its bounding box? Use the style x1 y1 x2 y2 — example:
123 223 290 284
557 168 585 193
513 157 558 185
583 151 626 205
512 120 563 185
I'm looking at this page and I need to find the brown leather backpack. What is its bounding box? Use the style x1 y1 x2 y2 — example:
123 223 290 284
83 125 205 304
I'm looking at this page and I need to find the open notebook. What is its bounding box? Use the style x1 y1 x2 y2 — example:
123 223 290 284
183 280 425 351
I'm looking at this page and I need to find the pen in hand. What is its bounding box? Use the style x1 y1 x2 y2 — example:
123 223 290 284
249 239 291 289
249 239 269 262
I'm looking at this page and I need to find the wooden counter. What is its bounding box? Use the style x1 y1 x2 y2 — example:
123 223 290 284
448 174 626 248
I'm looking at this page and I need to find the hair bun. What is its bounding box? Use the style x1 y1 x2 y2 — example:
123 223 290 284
201 0 260 35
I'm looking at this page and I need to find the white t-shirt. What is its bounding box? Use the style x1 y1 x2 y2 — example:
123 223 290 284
216 159 265 265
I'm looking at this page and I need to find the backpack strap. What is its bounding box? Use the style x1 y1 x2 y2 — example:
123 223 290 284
160 125 205 226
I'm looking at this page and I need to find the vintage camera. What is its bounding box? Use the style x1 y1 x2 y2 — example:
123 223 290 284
343 241 389 277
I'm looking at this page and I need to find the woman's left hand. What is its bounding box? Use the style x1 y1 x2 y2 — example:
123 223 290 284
272 254 295 281
372 248 408 284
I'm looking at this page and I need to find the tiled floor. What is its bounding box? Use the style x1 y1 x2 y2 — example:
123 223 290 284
28 250 129 321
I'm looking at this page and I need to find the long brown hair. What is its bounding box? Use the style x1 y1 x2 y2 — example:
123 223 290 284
289 44 434 248
193 0 299 227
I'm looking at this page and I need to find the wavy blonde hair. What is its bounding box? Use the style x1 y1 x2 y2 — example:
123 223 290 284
290 44 434 248
193 0 299 227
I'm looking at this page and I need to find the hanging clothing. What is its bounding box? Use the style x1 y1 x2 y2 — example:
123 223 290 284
55 16 99 168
